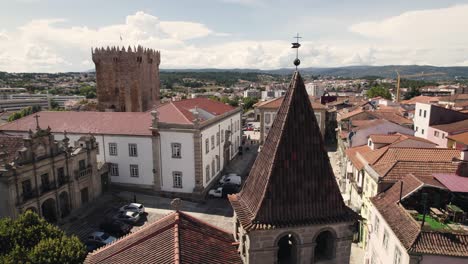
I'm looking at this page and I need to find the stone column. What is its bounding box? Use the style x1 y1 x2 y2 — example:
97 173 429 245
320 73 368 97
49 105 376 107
150 110 162 191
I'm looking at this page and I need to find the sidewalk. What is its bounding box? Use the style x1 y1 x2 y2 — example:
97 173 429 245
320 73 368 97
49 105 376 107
224 144 259 179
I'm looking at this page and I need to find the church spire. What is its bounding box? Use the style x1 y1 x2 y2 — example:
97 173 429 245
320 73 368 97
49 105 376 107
229 71 356 231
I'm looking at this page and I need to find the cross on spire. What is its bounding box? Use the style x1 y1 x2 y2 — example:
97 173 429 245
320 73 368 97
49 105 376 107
291 33 302 69
34 114 40 130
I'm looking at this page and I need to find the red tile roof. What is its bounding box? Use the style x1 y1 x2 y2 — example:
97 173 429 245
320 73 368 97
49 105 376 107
369 134 402 144
433 173 468 192
157 98 236 124
229 72 356 231
0 98 238 134
345 145 372 170
374 161 458 183
447 131 468 145
372 174 468 257
369 133 436 146
85 211 241 264
0 111 153 136
401 96 439 105
431 119 468 134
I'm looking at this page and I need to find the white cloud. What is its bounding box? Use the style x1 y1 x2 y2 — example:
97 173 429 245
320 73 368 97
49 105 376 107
1 5 468 72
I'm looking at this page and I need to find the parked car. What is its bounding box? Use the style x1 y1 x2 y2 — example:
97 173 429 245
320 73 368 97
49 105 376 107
99 220 132 237
86 231 116 246
219 174 241 186
119 203 145 215
113 211 140 224
208 184 239 198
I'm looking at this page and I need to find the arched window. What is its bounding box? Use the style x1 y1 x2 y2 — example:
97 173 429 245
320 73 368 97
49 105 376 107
314 230 335 261
277 233 297 264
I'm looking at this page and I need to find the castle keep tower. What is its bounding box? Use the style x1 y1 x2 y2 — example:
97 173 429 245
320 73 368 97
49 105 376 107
92 46 160 112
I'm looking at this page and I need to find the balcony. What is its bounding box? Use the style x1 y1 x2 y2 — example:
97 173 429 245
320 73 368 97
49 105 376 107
75 167 92 179
40 181 57 194
18 189 38 205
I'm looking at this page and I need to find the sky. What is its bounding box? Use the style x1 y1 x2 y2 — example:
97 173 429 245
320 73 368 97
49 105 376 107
1 0 468 72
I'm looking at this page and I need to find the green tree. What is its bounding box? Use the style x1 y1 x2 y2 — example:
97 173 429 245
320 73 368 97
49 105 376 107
0 211 86 263
366 86 392 100
242 97 258 111
50 99 59 109
403 87 421 100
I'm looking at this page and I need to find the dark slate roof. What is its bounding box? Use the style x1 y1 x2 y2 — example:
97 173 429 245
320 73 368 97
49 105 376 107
85 211 242 264
229 71 356 231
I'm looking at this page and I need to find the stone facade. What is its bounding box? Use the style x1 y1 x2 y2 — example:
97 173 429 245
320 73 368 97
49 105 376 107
92 45 160 112
233 213 355 264
0 128 105 221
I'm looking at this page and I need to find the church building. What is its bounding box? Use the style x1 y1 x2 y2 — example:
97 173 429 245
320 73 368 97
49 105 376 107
229 71 358 264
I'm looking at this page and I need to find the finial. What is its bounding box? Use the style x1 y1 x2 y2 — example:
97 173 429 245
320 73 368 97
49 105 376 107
291 33 302 69
171 198 182 211
34 114 40 130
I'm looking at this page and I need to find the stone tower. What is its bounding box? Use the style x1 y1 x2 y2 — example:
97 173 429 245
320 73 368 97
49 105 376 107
229 71 358 264
92 45 160 112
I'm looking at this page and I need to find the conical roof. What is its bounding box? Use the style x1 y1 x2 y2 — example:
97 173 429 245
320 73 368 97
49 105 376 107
229 71 356 231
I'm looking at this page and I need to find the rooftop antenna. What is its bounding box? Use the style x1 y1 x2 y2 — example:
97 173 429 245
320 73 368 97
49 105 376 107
292 33 301 69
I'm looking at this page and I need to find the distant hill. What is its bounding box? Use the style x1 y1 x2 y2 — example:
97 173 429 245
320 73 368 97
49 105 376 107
159 65 468 80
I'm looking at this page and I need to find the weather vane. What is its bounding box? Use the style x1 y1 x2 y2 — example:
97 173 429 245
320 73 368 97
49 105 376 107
292 33 301 69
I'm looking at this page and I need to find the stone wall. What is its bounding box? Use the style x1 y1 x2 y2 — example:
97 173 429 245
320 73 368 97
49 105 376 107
92 46 160 112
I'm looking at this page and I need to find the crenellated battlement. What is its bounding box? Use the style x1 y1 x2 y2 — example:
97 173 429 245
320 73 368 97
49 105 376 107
92 45 160 65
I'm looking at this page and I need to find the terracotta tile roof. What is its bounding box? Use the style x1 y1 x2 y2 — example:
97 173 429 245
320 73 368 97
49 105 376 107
431 119 468 134
229 72 356 231
85 211 242 264
369 133 436 146
345 145 372 170
438 94 468 102
376 148 460 165
337 108 365 121
256 96 326 110
0 111 153 136
401 96 439 105
375 161 458 183
350 119 387 130
370 111 413 125
369 134 402 144
447 131 468 145
433 173 468 192
409 232 468 257
0 134 25 163
156 98 237 125
372 174 468 257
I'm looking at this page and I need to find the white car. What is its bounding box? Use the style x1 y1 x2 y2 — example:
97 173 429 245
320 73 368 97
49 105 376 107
119 203 145 215
208 187 223 198
113 211 140 224
87 231 116 245
219 174 241 186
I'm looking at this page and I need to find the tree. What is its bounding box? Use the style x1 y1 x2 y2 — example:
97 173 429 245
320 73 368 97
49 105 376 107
0 211 86 263
242 97 258 111
366 86 392 100
403 87 421 100
50 99 60 109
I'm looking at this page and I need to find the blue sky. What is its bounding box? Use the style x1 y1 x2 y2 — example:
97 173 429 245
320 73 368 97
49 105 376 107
1 0 468 72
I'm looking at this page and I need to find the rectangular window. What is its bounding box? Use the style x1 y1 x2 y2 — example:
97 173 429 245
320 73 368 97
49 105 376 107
265 113 271 124
110 164 119 176
211 135 215 149
415 126 418 132
212 159 215 176
434 131 439 137
374 215 380 236
221 130 224 142
422 129 425 135
128 143 138 157
79 159 86 170
206 165 210 183
383 229 389 250
216 155 220 172
442 133 445 139
171 143 182 158
419 109 422 116
109 143 117 156
41 173 50 187
96 142 99 154
173 171 182 188
130 164 139 177
216 132 220 146
57 167 65 178
423 110 427 118
22 180 32 195
205 138 209 154
394 247 402 264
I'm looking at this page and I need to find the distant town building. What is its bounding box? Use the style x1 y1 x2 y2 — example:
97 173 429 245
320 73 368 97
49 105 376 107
92 45 160 112
9 94 86 108
305 82 325 97
0 128 105 221
242 89 261 99
0 99 48 112
260 89 285 100
0 87 28 100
